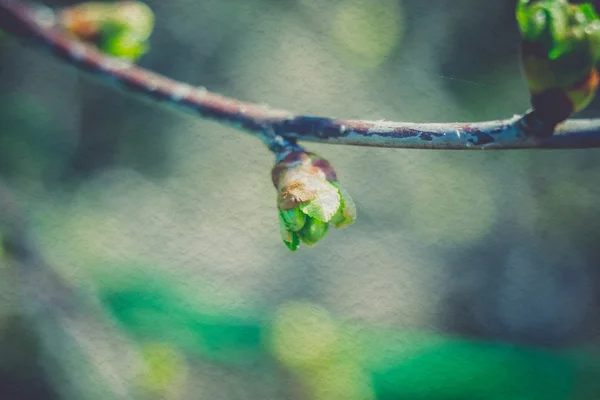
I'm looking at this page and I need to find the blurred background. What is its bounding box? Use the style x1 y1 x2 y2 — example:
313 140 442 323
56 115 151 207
2 0 600 398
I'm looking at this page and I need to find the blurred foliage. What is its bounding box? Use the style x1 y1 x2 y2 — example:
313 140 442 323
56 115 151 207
98 271 264 365
2 0 600 399
93 266 600 399
137 342 188 398
0 92 73 184
331 0 403 68
0 315 59 399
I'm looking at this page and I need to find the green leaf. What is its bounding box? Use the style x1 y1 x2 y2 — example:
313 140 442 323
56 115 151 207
518 0 600 61
517 1 550 42
299 181 341 223
330 183 357 228
283 233 299 251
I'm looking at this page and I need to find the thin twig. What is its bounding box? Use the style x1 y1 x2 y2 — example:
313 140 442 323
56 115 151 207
2 0 600 150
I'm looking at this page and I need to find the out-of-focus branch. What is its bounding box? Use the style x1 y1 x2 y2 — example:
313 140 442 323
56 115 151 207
1 0 600 150
0 182 143 399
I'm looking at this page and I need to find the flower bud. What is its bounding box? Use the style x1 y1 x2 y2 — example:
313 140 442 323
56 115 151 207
272 150 356 251
517 0 600 124
59 1 155 61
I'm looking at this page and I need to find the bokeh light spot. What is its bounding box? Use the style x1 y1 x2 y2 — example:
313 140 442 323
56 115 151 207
332 0 404 68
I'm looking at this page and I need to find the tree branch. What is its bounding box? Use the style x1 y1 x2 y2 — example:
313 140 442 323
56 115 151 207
2 0 600 150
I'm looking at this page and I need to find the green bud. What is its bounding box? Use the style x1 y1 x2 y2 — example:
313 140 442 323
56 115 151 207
115 2 155 41
280 208 307 232
272 150 356 250
280 214 300 252
101 28 149 61
518 0 600 122
297 217 328 246
60 1 154 61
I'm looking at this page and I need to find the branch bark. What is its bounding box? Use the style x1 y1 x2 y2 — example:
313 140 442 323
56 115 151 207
2 0 600 150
